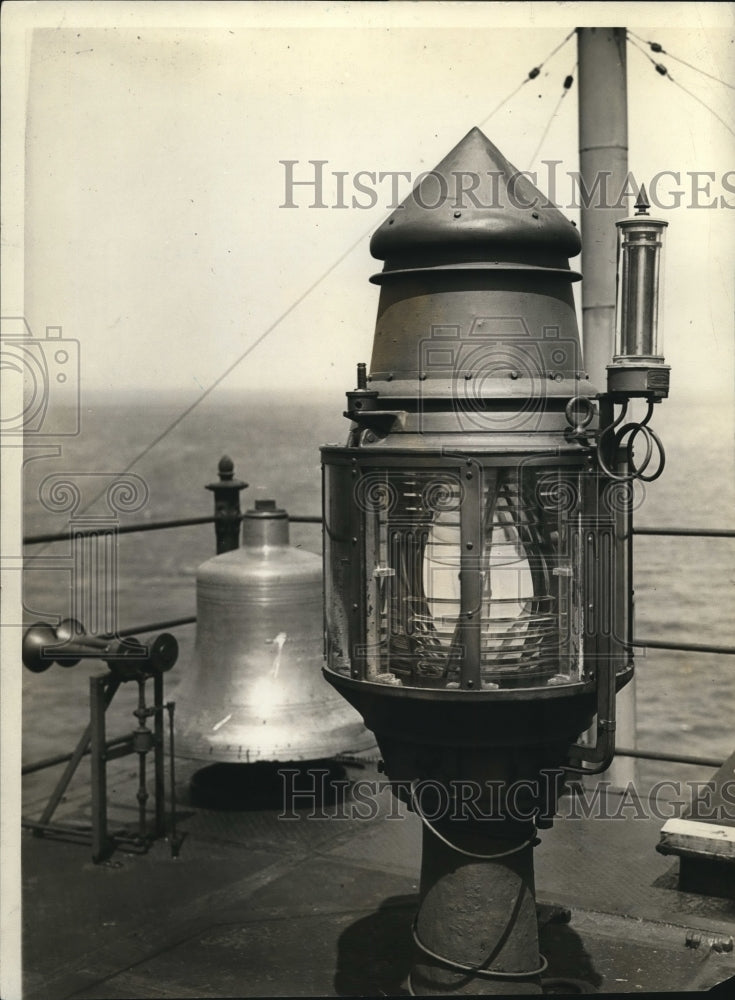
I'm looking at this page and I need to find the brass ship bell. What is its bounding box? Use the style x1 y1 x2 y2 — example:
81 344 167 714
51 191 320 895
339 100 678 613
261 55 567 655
174 499 373 762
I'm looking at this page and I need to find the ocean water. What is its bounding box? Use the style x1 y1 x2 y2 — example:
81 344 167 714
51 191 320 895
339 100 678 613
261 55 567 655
20 389 735 789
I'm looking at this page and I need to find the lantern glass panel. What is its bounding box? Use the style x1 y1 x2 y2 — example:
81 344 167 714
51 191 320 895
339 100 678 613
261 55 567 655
323 462 356 677
615 221 666 361
324 461 586 690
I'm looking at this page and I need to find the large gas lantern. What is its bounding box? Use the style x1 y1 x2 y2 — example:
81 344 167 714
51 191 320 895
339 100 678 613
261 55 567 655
322 127 668 994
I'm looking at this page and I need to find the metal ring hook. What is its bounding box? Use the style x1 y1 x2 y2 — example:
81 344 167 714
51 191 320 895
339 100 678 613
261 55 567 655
565 395 595 433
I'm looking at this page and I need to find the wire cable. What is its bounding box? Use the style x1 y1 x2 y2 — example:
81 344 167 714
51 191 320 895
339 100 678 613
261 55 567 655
666 75 735 142
479 28 576 127
626 32 669 71
540 28 577 69
32 222 377 540
627 29 735 91
409 781 539 860
479 77 530 128
627 33 735 141
411 921 549 980
526 63 576 171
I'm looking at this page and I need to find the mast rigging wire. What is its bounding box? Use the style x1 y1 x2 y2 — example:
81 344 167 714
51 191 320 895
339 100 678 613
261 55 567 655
526 63 576 171
627 28 735 91
479 28 576 127
627 33 735 141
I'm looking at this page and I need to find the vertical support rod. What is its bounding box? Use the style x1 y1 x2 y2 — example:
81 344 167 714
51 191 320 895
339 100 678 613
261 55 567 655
136 678 149 840
353 464 367 681
206 455 248 554
153 671 166 838
612 436 637 784
577 27 628 387
459 461 483 691
166 701 180 857
90 674 111 862
627 475 635 663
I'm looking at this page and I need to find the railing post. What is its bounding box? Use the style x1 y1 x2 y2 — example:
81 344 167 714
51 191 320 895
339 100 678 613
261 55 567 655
205 456 247 554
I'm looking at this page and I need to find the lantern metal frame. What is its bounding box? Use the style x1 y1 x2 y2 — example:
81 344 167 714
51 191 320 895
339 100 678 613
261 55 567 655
323 441 632 775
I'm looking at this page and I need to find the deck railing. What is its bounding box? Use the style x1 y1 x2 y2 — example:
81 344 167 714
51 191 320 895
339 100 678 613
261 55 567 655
22 513 322 546
22 460 734 772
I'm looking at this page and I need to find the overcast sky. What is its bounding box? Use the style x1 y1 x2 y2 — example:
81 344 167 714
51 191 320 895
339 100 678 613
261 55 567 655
6 1 734 410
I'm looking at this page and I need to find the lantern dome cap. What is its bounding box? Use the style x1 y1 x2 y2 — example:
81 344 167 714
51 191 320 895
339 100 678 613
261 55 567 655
634 184 651 215
370 126 581 271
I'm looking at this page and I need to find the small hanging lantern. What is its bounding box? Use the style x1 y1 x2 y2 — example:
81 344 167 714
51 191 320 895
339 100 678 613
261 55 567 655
608 185 670 399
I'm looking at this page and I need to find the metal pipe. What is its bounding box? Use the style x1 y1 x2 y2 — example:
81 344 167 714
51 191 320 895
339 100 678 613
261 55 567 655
23 513 322 546
633 527 735 538
135 679 148 839
631 639 735 655
565 655 617 775
25 516 731 548
116 616 196 637
166 701 180 858
21 820 94 840
577 27 628 386
23 515 215 545
90 674 112 861
616 747 724 769
21 734 131 775
153 672 165 838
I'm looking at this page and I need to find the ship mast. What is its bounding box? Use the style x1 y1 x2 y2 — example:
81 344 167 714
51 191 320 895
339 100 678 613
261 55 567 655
577 26 637 780
577 26 628 384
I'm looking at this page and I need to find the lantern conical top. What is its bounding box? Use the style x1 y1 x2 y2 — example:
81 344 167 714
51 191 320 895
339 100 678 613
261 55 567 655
370 126 581 273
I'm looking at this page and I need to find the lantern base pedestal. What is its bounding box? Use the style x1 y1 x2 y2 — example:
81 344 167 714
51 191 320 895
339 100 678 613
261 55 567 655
410 821 542 996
